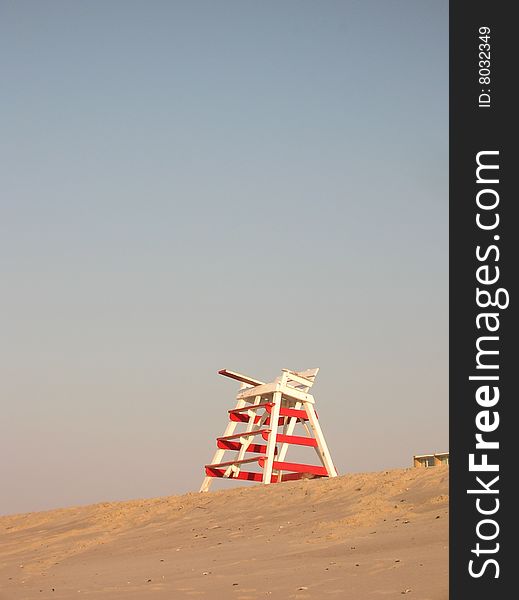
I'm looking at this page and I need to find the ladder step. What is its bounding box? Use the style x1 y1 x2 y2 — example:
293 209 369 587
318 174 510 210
217 440 269 454
205 456 264 470
229 403 274 423
229 403 273 414
230 412 284 425
265 405 311 421
205 468 318 482
217 428 270 442
260 431 318 447
205 468 263 481
258 458 328 476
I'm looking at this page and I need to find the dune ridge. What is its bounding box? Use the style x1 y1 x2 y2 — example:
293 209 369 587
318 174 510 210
0 467 448 599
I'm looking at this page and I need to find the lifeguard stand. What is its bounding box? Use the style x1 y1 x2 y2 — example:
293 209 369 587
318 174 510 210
200 368 338 492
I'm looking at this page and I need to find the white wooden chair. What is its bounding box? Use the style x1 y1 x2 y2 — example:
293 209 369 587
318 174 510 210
200 368 337 492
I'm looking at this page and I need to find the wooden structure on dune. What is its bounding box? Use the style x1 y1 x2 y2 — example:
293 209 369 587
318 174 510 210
200 367 338 492
413 452 449 467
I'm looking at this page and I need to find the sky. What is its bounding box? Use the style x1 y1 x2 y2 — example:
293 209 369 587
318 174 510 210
0 0 448 515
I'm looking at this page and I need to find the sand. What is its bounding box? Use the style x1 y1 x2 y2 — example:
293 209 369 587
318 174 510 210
0 467 448 599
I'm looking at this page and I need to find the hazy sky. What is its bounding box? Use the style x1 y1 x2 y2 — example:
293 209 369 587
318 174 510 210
0 0 448 515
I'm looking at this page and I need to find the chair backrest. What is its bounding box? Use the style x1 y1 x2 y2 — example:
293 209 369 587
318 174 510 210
279 368 319 392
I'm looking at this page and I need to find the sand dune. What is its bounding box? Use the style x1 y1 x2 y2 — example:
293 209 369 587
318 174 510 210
0 467 448 599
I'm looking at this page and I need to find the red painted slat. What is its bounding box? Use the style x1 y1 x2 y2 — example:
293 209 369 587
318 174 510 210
229 412 251 423
205 468 315 482
217 428 271 442
229 413 284 425
205 457 264 471
258 458 328 476
205 467 263 482
273 461 327 476
228 403 274 423
217 440 269 454
260 431 317 447
265 404 311 421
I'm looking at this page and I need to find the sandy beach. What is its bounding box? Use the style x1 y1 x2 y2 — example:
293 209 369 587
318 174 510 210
0 467 448 600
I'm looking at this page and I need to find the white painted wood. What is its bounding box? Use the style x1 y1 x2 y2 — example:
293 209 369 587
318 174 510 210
275 401 302 481
281 388 314 403
277 400 302 464
236 395 262 462
297 418 327 468
237 381 279 399
282 371 315 389
262 391 281 484
305 402 338 477
201 366 337 491
199 396 246 492
238 382 313 403
293 367 319 379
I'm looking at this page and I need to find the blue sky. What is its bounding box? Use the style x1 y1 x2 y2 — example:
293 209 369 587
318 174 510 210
0 0 448 514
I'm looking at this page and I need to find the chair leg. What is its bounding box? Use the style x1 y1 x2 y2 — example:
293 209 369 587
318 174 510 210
305 402 338 477
262 391 281 484
199 397 247 492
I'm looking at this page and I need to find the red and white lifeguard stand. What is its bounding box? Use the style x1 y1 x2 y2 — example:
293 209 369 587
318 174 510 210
200 368 338 492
